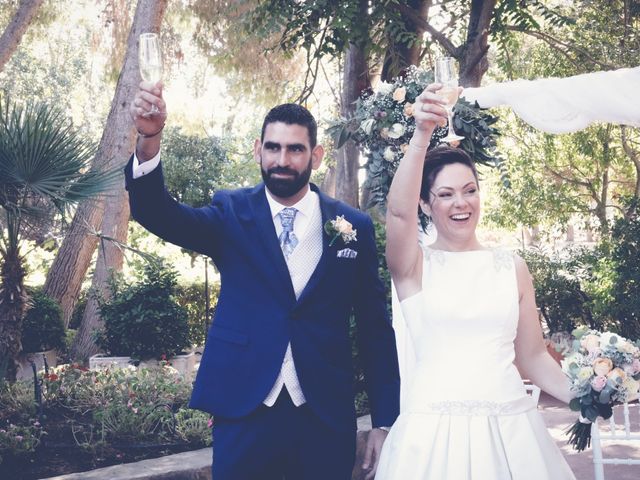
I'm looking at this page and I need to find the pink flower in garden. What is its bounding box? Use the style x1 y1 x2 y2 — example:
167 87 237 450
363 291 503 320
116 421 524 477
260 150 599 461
591 375 607 392
207 418 213 429
15 435 23 441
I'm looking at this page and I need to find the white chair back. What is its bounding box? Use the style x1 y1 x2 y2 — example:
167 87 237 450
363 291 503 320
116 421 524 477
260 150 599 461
592 402 640 480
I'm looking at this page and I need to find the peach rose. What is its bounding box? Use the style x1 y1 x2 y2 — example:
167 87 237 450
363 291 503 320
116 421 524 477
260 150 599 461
334 216 353 235
403 102 414 117
593 357 613 376
393 87 407 102
607 367 626 384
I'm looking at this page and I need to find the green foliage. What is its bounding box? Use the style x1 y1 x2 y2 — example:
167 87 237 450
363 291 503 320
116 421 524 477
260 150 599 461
0 421 43 464
328 66 503 209
606 205 640 339
522 247 598 335
68 290 87 330
349 219 390 416
20 288 65 353
0 363 208 467
162 127 229 208
0 98 115 235
0 381 36 419
95 262 190 360
374 220 391 317
174 281 220 348
174 408 213 446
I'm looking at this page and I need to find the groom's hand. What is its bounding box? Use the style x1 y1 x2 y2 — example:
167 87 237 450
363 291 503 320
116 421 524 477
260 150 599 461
362 427 388 480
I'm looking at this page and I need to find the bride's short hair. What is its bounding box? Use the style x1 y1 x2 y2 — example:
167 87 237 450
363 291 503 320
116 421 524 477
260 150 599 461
419 146 478 202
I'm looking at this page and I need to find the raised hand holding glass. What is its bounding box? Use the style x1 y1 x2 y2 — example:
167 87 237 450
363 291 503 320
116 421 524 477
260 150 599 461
138 33 163 117
434 57 464 143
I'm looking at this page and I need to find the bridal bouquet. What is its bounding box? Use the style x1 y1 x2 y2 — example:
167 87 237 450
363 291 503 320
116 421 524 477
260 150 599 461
562 327 640 451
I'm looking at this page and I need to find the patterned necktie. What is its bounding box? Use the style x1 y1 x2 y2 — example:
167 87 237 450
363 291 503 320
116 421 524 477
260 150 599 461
278 207 299 260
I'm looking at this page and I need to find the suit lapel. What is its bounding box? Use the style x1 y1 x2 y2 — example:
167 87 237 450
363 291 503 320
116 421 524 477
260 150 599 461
245 184 296 302
295 184 337 306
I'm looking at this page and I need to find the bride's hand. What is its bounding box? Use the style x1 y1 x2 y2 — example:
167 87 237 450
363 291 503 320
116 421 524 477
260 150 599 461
412 83 457 135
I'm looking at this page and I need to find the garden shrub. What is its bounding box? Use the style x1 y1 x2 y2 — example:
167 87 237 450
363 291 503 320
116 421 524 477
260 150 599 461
20 288 65 354
606 206 640 340
174 281 220 348
0 363 209 470
96 262 189 360
522 248 594 334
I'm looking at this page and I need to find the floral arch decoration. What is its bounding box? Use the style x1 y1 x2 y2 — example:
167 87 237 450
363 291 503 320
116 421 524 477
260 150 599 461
329 66 506 210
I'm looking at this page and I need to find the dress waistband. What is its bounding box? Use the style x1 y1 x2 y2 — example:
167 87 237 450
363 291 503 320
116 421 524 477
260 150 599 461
407 395 537 416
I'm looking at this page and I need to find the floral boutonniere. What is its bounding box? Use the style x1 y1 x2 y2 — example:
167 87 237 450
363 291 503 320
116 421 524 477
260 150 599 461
324 215 357 247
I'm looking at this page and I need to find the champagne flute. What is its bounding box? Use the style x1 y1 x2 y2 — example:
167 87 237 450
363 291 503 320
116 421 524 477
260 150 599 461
434 57 464 143
138 33 163 117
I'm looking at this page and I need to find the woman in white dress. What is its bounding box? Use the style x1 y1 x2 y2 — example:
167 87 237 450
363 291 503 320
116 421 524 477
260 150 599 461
375 83 576 479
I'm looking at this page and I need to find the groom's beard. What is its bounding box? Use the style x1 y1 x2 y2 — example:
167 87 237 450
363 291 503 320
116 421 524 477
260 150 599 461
261 157 313 199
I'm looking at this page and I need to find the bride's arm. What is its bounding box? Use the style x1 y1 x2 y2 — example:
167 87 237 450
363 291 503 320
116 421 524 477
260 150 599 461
386 84 448 300
513 255 574 404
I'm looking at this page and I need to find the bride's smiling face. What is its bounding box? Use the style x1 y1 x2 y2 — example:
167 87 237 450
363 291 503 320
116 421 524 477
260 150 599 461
421 163 480 244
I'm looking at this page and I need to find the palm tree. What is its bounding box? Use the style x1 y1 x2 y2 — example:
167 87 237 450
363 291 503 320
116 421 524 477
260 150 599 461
0 97 116 381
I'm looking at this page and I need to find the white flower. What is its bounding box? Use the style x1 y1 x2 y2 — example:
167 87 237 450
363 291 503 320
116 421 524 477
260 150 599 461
383 147 396 162
377 81 394 95
581 334 600 353
360 118 376 135
600 332 621 348
387 123 405 139
617 339 638 355
577 366 594 382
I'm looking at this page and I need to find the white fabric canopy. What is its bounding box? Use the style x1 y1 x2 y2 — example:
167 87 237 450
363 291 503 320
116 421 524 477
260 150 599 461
461 67 640 134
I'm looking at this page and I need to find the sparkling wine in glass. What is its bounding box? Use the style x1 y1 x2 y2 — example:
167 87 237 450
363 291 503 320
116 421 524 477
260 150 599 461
138 33 163 116
434 57 464 143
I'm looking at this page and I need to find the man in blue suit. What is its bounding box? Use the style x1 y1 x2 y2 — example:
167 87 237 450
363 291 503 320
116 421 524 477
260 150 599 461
126 82 400 480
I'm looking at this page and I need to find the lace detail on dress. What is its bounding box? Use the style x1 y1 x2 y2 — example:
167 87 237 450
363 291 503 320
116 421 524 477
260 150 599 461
424 396 535 416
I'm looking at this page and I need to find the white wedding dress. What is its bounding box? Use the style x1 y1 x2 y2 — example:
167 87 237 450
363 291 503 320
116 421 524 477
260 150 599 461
375 247 575 480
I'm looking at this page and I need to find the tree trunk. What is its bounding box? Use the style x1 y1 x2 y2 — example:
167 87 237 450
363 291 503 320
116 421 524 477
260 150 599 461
335 40 370 207
459 0 496 87
44 1 167 328
396 0 495 88
45 0 168 357
381 0 429 81
71 186 131 361
0 244 26 381
0 0 45 73
320 164 336 197
43 200 104 327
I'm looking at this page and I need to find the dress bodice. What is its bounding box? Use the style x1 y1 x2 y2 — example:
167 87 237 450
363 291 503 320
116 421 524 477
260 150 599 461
399 247 529 411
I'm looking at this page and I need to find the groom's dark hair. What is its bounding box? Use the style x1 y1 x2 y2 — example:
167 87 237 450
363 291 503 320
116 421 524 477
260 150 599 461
420 146 479 203
261 103 318 148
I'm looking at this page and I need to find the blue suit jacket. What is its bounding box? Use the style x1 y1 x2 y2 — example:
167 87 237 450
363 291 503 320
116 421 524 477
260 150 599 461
125 158 400 432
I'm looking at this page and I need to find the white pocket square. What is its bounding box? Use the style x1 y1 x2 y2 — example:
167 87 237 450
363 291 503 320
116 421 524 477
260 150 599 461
336 248 357 259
